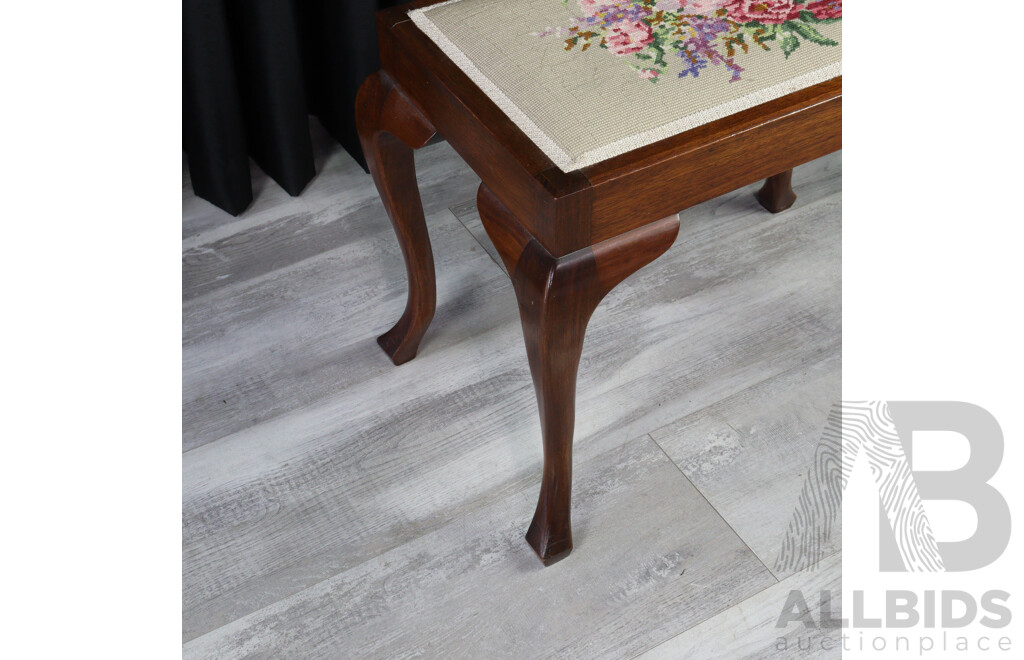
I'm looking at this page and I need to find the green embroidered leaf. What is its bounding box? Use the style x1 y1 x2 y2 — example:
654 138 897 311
798 11 841 25
780 34 800 58
755 24 778 43
785 20 838 46
543 0 839 83
650 40 668 68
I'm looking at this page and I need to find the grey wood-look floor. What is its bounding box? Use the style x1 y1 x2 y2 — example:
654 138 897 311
183 120 842 659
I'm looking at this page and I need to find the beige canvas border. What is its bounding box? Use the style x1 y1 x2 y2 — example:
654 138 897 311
410 1 841 172
409 2 576 170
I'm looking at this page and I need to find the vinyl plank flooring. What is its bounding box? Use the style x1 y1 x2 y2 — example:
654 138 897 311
182 289 536 640
638 552 841 659
184 435 776 660
560 179 840 457
445 152 841 458
182 205 505 452
648 331 840 581
183 152 840 644
182 138 481 301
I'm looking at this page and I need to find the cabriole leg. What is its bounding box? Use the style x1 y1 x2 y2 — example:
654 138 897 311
477 184 679 564
356 72 438 365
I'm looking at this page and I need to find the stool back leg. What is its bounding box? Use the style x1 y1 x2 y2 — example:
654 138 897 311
356 72 438 365
756 169 798 213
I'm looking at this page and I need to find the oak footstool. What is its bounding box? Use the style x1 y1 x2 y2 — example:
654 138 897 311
356 0 842 564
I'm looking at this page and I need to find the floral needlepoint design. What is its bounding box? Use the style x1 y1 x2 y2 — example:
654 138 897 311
537 0 840 83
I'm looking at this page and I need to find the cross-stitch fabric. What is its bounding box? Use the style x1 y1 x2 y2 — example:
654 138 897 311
409 0 841 171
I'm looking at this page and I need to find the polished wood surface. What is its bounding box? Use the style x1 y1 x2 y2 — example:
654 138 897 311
477 184 679 563
757 169 798 213
356 0 842 563
356 71 438 365
375 3 840 257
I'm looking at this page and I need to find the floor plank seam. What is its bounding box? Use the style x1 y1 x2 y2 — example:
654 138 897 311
626 549 843 659
183 148 840 656
449 199 509 274
642 352 841 583
646 432 779 584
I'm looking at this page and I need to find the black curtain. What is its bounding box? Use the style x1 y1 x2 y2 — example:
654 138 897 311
183 0 405 216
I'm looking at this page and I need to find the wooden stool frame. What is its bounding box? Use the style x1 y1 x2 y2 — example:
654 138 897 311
356 0 841 564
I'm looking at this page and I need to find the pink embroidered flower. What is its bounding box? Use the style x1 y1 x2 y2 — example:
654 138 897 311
803 0 841 19
578 0 601 16
638 68 660 79
724 0 798 24
681 0 727 14
606 20 654 56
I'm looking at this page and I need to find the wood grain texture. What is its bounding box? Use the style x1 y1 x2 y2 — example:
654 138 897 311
182 141 481 451
650 355 842 580
363 0 837 563
584 81 840 243
478 184 678 563
183 142 840 650
184 435 776 659
182 133 480 304
373 4 839 257
182 207 521 640
757 169 798 213
356 71 439 365
639 552 841 659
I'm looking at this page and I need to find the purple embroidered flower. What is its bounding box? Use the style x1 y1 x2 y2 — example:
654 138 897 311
542 0 840 84
676 16 743 81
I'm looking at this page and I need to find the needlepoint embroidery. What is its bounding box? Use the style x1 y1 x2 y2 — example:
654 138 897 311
537 0 841 83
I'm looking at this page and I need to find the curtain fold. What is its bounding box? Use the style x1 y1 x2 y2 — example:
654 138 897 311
183 0 405 216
